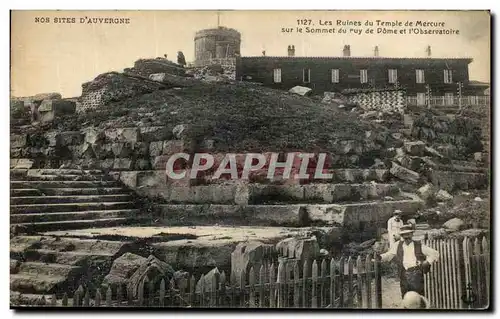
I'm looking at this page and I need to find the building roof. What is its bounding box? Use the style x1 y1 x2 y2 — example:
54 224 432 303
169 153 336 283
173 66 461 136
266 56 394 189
241 56 473 64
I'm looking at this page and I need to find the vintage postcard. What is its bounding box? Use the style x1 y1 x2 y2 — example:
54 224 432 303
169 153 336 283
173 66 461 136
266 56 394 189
9 10 490 310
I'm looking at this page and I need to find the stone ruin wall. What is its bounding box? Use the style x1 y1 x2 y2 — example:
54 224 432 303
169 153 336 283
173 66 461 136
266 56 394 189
77 72 164 112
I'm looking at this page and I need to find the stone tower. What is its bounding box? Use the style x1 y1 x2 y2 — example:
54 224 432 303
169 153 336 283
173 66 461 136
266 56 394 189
194 27 241 66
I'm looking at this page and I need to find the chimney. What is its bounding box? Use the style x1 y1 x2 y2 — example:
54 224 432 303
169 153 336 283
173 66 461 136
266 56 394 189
343 45 351 57
287 45 295 57
374 46 379 57
426 45 432 57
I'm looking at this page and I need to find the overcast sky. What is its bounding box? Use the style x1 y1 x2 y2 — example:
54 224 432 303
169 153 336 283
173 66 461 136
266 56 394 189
11 10 490 97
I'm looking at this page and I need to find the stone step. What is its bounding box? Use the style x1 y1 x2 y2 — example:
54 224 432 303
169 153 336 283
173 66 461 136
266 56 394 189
15 174 107 182
12 217 134 233
10 180 118 189
11 236 131 258
429 170 488 192
10 194 133 205
10 271 82 295
10 187 127 197
11 209 139 224
18 261 82 277
12 169 103 176
247 183 400 204
156 199 424 228
22 248 117 266
11 201 135 214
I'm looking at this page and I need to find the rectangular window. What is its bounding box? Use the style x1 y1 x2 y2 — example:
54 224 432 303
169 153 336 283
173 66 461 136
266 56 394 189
416 69 425 83
360 69 368 83
273 68 282 83
303 68 310 83
388 69 398 84
331 69 340 83
444 69 453 84
445 92 454 105
417 93 426 106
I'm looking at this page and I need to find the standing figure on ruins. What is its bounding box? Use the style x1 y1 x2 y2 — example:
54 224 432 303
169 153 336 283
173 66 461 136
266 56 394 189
387 210 404 248
378 225 439 298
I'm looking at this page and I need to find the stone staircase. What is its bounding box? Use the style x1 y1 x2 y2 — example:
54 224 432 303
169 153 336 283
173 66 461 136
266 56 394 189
10 235 136 299
10 169 141 233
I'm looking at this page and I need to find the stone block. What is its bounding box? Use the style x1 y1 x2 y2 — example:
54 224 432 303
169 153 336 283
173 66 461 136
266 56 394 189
102 253 146 289
111 143 133 158
93 144 114 159
120 171 139 188
139 126 171 142
132 142 149 157
390 162 420 184
149 141 164 157
231 241 275 279
99 159 115 170
134 159 151 170
436 189 453 201
306 204 345 225
104 127 139 143
44 131 58 147
417 183 436 200
56 131 84 147
163 140 185 156
168 187 192 202
82 127 105 145
10 159 18 168
14 159 34 169
113 158 133 170
69 143 96 159
276 237 320 262
11 134 27 148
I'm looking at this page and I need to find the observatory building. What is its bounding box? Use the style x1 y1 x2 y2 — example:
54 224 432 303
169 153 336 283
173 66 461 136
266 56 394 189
194 27 241 66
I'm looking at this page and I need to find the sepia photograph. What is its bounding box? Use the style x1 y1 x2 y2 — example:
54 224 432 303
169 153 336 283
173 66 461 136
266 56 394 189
8 9 491 310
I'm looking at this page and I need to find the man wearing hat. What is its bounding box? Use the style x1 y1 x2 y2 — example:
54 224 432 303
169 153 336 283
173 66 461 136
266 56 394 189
387 210 404 248
379 224 439 298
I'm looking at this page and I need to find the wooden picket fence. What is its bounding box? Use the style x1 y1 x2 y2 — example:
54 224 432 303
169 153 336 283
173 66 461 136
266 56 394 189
33 254 382 308
26 236 489 309
423 236 490 309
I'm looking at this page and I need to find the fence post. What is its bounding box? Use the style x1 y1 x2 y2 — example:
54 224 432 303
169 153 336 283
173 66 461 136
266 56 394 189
442 239 451 309
364 255 372 309
189 275 196 308
239 268 246 307
474 237 483 307
329 258 337 308
356 256 364 308
198 275 205 308
453 238 463 309
95 289 101 307
230 271 237 307
106 286 112 307
311 259 318 308
62 293 68 306
270 263 276 308
213 270 220 308
137 279 144 307
169 278 175 307
374 253 382 309
293 262 300 308
159 279 166 307
50 294 57 306
259 265 266 308
73 290 80 307
249 266 256 308
347 256 354 308
116 284 123 305
482 237 490 307
83 290 90 307
219 271 227 308
302 260 309 308
277 261 285 308
320 259 328 308
339 257 346 307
